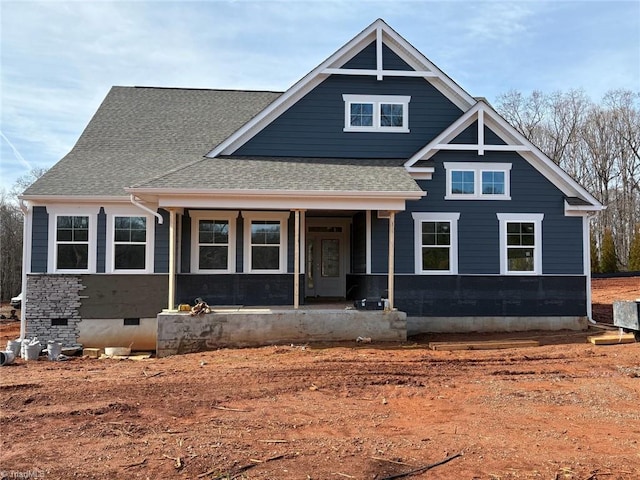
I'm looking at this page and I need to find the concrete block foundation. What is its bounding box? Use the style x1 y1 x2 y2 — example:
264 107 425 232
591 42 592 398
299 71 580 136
407 316 589 335
156 308 407 357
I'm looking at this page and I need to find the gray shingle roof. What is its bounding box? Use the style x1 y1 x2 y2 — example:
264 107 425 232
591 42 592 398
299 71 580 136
24 86 282 196
131 156 422 193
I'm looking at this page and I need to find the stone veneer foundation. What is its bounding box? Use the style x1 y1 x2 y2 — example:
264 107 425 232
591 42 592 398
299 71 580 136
25 274 85 347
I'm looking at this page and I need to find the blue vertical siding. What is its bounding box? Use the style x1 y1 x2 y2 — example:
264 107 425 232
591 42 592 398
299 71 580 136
154 209 170 273
180 213 191 273
31 206 48 272
352 212 367 273
96 208 106 273
236 215 243 273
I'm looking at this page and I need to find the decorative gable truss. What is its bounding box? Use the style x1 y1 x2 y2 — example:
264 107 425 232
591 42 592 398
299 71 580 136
404 101 603 215
207 18 476 158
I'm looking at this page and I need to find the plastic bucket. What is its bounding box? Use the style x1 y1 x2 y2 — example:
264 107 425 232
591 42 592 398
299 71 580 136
47 341 63 361
6 339 22 357
0 350 16 366
22 341 42 361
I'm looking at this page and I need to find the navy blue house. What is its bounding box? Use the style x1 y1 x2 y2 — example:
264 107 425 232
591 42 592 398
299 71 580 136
20 20 603 348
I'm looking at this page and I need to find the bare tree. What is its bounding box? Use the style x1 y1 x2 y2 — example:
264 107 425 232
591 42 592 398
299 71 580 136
496 89 640 270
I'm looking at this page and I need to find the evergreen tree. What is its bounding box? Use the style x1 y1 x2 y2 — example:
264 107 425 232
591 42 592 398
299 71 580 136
590 230 600 274
600 228 618 273
629 224 640 271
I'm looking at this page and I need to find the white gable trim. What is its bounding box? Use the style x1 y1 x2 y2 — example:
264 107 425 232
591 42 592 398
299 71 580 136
206 19 475 158
405 101 603 210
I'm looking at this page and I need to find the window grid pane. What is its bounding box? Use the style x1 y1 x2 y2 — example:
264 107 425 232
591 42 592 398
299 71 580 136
482 171 505 195
380 103 403 127
451 171 475 194
350 103 373 126
506 222 535 272
251 221 280 245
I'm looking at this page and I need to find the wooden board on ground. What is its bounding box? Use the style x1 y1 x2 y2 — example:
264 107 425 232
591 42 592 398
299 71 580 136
428 340 539 351
588 333 636 345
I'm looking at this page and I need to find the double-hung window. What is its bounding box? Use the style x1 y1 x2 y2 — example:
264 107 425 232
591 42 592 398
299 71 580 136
343 95 410 132
105 207 155 273
243 212 289 273
412 212 460 274
190 211 237 273
444 162 511 200
47 205 99 273
497 213 543 274
56 215 90 270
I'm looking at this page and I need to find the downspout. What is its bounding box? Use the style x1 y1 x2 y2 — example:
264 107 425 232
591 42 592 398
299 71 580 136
129 194 163 224
585 212 597 325
19 199 31 339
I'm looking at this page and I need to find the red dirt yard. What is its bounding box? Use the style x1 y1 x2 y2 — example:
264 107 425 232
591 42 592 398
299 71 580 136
1 277 639 480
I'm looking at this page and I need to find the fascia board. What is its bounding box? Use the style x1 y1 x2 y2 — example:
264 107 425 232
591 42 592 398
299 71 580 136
18 194 130 205
152 190 425 211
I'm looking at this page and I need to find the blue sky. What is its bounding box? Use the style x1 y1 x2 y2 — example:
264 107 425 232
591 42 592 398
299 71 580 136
1 0 638 193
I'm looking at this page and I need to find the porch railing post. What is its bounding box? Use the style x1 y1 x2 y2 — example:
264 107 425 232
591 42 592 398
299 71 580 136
388 211 396 310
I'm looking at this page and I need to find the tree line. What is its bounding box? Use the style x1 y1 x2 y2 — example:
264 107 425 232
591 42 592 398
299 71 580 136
495 88 640 273
1 89 639 300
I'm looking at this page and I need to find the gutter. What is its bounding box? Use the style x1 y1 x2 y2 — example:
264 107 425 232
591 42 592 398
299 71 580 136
130 195 163 224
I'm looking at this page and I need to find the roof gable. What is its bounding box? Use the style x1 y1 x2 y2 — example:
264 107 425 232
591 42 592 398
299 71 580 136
405 101 603 209
207 18 476 158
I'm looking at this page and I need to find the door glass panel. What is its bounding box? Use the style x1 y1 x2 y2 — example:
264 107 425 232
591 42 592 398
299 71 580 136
321 239 339 277
307 240 314 289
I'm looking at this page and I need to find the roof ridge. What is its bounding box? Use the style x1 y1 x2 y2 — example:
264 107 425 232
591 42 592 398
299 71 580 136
112 85 284 94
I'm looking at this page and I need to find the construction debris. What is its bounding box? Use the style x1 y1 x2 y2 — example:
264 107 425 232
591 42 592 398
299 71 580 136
428 340 539 351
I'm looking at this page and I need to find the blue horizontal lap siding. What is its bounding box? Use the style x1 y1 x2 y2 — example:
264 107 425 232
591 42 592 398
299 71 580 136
372 150 584 275
235 44 463 158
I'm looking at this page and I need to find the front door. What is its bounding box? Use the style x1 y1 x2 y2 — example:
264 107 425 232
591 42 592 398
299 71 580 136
305 220 349 299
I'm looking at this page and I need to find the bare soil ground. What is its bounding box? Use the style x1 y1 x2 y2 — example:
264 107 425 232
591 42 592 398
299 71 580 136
1 277 638 480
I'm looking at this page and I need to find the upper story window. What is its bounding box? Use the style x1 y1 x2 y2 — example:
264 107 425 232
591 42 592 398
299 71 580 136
342 94 410 133
497 213 544 275
444 162 511 200
412 212 460 274
47 205 100 273
190 210 238 273
243 211 290 273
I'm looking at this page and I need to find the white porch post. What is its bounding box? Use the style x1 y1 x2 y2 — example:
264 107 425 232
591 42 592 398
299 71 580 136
388 211 396 310
294 209 300 309
167 208 177 311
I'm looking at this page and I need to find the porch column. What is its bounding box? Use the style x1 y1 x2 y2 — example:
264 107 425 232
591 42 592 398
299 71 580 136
388 211 396 310
294 209 301 309
167 208 177 311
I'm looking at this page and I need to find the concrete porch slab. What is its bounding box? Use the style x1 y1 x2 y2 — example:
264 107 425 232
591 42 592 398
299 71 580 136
156 307 407 357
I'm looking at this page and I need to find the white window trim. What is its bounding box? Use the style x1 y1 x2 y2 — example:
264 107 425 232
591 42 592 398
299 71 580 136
412 212 460 275
190 210 238 274
243 211 290 273
104 206 155 274
47 205 100 274
497 213 544 275
444 162 511 200
342 94 410 133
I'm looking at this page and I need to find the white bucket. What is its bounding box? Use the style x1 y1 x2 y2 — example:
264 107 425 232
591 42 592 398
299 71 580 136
47 340 63 361
22 340 42 361
6 339 22 357
0 350 16 366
